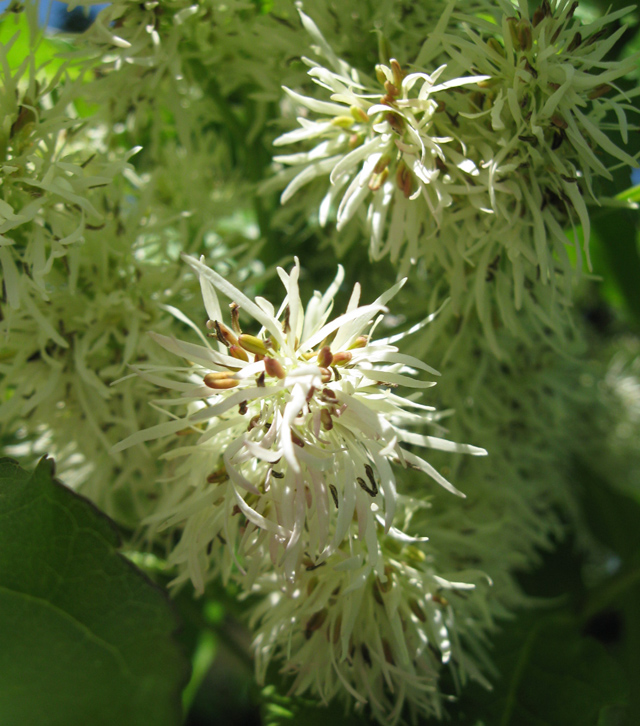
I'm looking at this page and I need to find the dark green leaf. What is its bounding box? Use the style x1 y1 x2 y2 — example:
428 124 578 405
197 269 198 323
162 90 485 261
592 209 640 326
0 457 190 726
450 610 628 726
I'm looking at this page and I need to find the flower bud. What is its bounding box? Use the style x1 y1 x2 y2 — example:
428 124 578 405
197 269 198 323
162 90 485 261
331 115 355 128
350 105 369 124
229 344 249 362
238 333 268 356
487 37 505 57
348 335 368 349
332 351 352 366
368 168 389 191
517 20 532 52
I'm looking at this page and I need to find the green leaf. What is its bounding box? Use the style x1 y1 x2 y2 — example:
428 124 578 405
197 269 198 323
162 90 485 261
450 610 629 726
0 9 74 77
0 457 190 726
592 209 640 326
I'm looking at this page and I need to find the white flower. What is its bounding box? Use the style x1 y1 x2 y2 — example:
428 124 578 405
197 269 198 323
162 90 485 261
266 8 488 272
115 255 486 591
250 530 491 725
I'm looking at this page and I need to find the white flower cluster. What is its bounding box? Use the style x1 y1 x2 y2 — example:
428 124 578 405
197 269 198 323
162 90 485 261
267 8 488 273
269 2 638 351
115 254 487 716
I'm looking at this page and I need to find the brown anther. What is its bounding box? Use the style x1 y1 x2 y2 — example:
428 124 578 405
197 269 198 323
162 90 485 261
306 386 316 403
364 464 379 496
487 37 505 57
383 80 399 97
238 401 248 415
507 17 520 50
357 477 376 498
229 344 249 362
229 302 242 334
204 372 239 389
567 31 582 52
329 484 339 508
390 59 404 86
368 168 389 192
247 414 261 431
290 431 305 448
282 305 290 334
304 608 328 639
317 346 333 368
206 540 214 555
396 163 413 198
373 154 392 175
333 351 352 367
550 113 568 129
322 387 337 399
517 20 532 52
256 371 266 388
231 505 241 516
432 593 450 607
588 84 612 100
435 156 448 173
320 408 333 430
264 356 286 379
523 59 538 79
207 468 228 483
385 111 404 134
567 1 579 20
305 560 326 572
320 367 333 384
551 129 566 150
214 321 238 348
